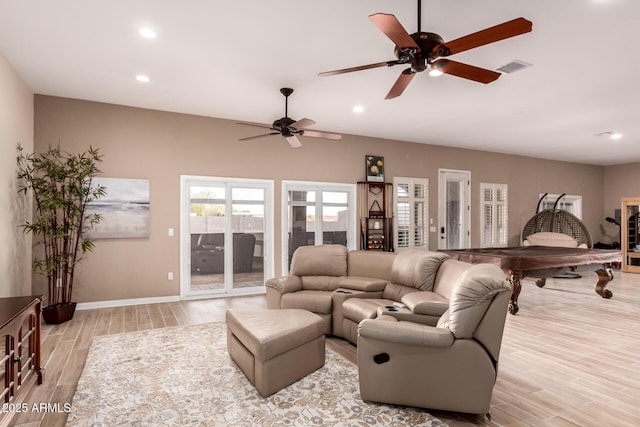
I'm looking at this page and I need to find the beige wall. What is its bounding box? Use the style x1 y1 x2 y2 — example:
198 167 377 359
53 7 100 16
0 52 33 297
34 95 605 304
604 163 640 217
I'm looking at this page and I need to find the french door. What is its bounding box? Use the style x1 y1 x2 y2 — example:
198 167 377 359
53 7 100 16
181 176 273 299
438 169 471 249
282 181 356 273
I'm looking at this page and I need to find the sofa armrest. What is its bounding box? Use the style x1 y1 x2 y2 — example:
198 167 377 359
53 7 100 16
338 276 388 292
358 318 454 348
331 287 383 337
265 275 302 308
376 306 440 326
401 291 449 317
266 275 302 293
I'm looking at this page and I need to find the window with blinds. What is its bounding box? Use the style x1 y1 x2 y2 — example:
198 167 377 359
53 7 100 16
393 177 428 250
480 183 508 247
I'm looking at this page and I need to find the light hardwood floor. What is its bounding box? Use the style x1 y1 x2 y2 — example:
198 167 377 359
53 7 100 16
9 270 640 427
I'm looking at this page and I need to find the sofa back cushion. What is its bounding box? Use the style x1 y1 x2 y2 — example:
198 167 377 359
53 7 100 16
382 282 419 302
432 259 473 300
290 244 348 277
290 244 347 290
347 250 396 281
389 250 449 291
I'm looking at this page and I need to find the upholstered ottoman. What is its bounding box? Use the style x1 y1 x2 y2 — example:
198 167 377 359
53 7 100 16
225 308 325 397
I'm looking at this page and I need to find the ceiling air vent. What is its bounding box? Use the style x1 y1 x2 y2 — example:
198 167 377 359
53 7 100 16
496 60 532 74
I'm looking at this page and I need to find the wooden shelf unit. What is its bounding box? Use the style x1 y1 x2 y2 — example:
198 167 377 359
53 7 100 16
621 197 640 273
358 182 393 251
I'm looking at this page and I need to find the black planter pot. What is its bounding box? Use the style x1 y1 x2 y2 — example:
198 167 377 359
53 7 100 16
42 302 77 324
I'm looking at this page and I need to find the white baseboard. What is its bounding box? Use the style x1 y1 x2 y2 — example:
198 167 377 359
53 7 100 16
76 295 181 310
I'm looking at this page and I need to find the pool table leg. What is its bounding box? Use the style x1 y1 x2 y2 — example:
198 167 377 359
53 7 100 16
507 270 523 315
595 263 614 299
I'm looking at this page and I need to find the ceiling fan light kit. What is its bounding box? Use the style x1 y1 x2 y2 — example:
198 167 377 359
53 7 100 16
319 0 532 99
428 65 443 77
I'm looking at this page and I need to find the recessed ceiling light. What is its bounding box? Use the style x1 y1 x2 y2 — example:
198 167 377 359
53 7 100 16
353 105 364 113
138 28 157 39
135 75 150 83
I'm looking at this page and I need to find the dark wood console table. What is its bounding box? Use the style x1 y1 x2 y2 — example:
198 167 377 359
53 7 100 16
0 295 44 426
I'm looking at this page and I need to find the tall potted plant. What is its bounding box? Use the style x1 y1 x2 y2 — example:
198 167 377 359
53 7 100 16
17 145 106 324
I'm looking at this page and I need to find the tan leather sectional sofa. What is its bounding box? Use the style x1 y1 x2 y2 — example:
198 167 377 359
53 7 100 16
265 244 512 415
266 244 477 344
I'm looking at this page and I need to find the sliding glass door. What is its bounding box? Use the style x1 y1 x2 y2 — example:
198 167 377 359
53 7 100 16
282 181 356 272
181 176 273 299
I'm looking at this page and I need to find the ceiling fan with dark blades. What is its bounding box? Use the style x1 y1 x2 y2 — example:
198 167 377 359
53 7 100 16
238 88 342 148
318 0 532 99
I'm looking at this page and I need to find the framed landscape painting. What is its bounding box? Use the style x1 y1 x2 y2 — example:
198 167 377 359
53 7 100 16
85 178 150 238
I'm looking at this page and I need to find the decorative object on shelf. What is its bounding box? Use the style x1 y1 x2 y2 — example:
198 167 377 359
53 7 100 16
365 155 384 182
17 145 106 324
84 177 150 238
358 181 393 251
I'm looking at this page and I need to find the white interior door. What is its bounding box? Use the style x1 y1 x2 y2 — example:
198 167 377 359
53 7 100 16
438 169 471 249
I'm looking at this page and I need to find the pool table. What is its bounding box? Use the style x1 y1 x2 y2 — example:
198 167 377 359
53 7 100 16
440 246 622 315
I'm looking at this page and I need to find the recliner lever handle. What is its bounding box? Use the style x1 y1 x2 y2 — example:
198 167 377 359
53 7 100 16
373 353 390 364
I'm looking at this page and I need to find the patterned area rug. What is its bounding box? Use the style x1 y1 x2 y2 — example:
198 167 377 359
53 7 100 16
67 322 445 426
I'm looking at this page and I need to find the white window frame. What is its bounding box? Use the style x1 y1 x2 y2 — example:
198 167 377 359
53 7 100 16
538 193 582 218
281 180 357 274
480 183 508 248
393 177 429 251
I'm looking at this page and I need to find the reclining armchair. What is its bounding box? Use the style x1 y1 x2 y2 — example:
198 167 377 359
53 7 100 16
357 263 511 415
266 244 349 334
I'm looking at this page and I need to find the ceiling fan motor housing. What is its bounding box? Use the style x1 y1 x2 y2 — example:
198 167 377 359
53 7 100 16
272 116 296 133
395 32 446 72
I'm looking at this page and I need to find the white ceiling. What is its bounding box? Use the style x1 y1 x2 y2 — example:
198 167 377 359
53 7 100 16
0 0 637 165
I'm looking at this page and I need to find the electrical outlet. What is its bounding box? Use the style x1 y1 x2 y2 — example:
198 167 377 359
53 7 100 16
168 228 174 236
167 272 174 280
